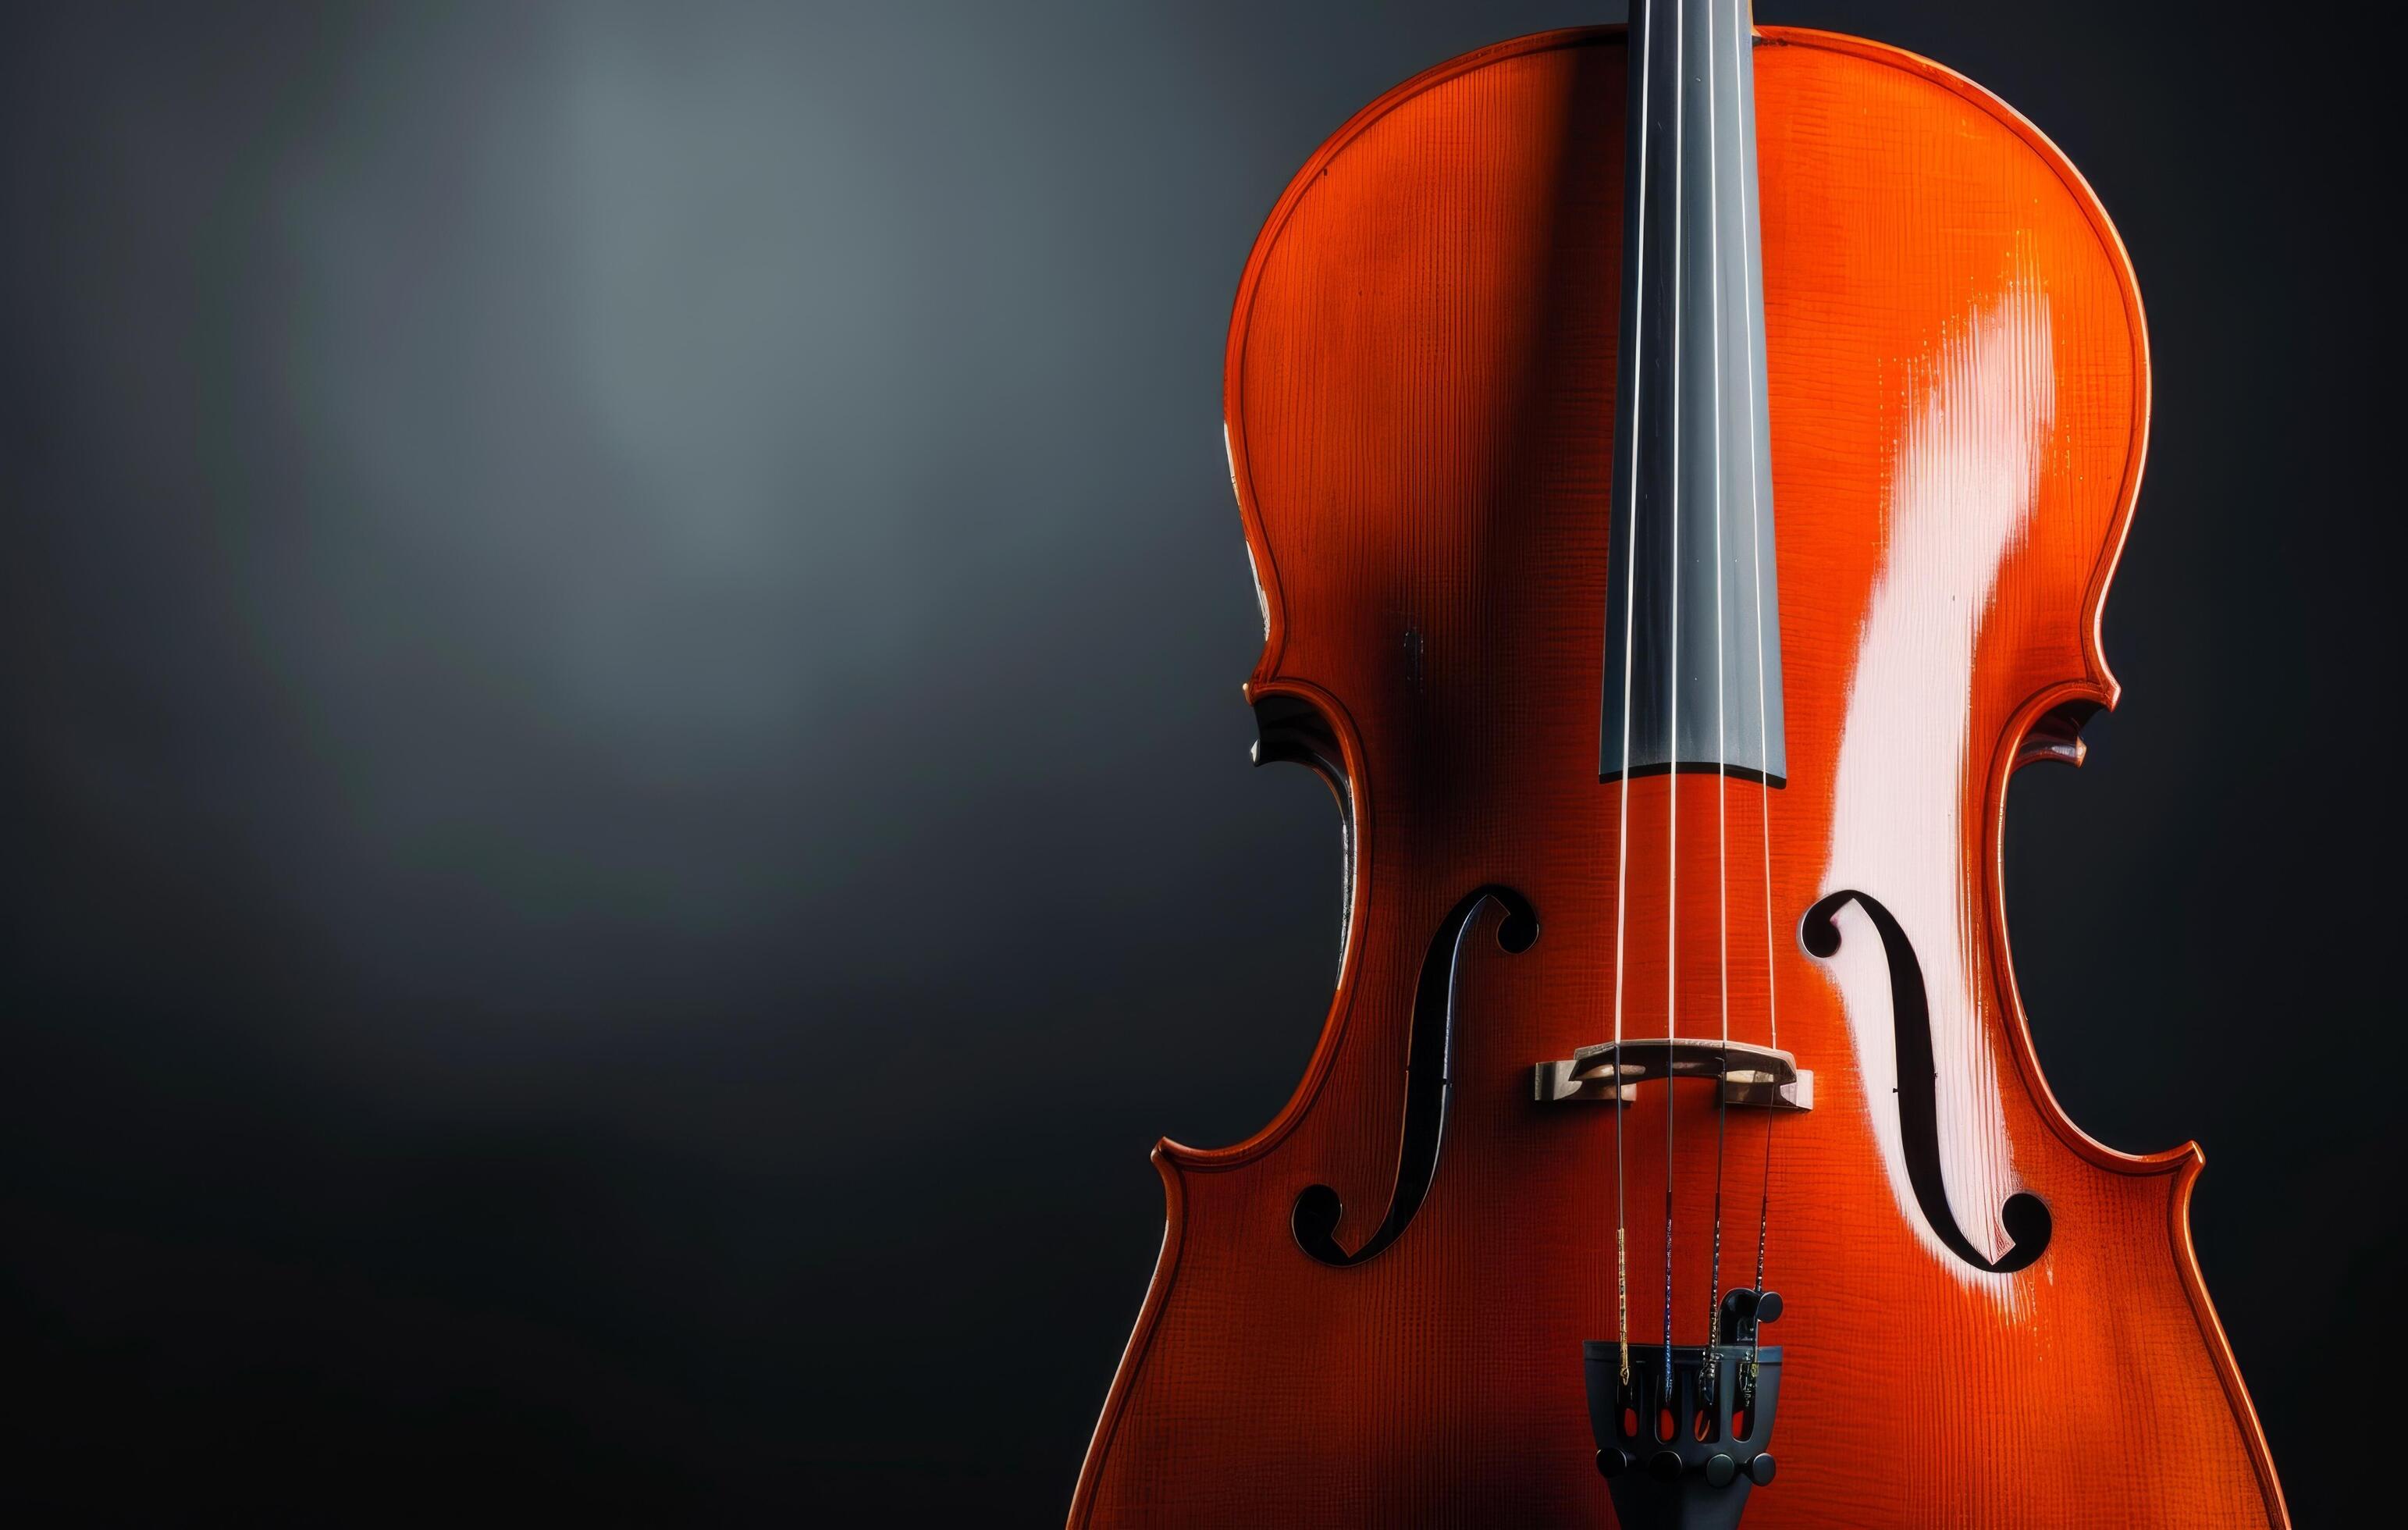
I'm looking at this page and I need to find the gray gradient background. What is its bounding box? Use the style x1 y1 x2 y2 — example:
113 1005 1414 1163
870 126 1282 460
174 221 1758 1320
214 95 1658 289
1 1 2391 1523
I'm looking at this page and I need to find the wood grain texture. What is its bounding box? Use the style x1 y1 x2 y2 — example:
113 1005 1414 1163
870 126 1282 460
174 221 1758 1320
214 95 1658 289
1071 26 2285 1528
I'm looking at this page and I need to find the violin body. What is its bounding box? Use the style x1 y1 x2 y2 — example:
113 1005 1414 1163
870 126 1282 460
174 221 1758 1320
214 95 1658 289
1073 25 2284 1528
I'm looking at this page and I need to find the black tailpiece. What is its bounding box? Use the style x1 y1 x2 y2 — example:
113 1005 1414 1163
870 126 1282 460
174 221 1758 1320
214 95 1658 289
1584 1289 1784 1530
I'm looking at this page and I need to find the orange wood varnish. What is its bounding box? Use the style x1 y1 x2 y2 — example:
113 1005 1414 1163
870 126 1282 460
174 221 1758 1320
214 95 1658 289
1072 27 2285 1528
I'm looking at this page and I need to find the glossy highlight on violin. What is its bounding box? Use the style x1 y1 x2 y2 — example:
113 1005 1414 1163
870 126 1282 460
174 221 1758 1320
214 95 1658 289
1071 5 2287 1525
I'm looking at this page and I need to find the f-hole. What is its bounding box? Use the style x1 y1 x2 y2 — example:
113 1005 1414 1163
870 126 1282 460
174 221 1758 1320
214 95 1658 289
1802 889 2051 1274
1292 885 1538 1266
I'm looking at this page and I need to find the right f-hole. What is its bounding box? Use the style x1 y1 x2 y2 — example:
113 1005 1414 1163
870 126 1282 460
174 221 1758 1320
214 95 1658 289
1802 889 2052 1275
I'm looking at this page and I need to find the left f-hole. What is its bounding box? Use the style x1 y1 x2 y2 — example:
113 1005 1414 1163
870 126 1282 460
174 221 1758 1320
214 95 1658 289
1290 886 1536 1266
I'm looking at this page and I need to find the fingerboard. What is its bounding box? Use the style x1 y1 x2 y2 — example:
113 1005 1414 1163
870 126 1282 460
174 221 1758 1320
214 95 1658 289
1599 0 1787 785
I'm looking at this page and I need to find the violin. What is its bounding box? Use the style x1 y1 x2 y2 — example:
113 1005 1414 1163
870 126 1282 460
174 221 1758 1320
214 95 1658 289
1072 7 2286 1525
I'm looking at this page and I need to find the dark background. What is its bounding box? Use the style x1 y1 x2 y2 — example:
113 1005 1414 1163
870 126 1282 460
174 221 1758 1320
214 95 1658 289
1 1 2392 1523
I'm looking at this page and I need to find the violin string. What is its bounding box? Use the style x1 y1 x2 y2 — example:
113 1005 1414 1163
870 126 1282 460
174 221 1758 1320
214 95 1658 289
1730 0 1780 1397
1662 0 1686 1396
1607 0 1659 1392
1705 0 1730 1399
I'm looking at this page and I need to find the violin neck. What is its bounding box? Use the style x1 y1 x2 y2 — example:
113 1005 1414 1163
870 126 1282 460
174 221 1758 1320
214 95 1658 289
1600 0 1788 785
